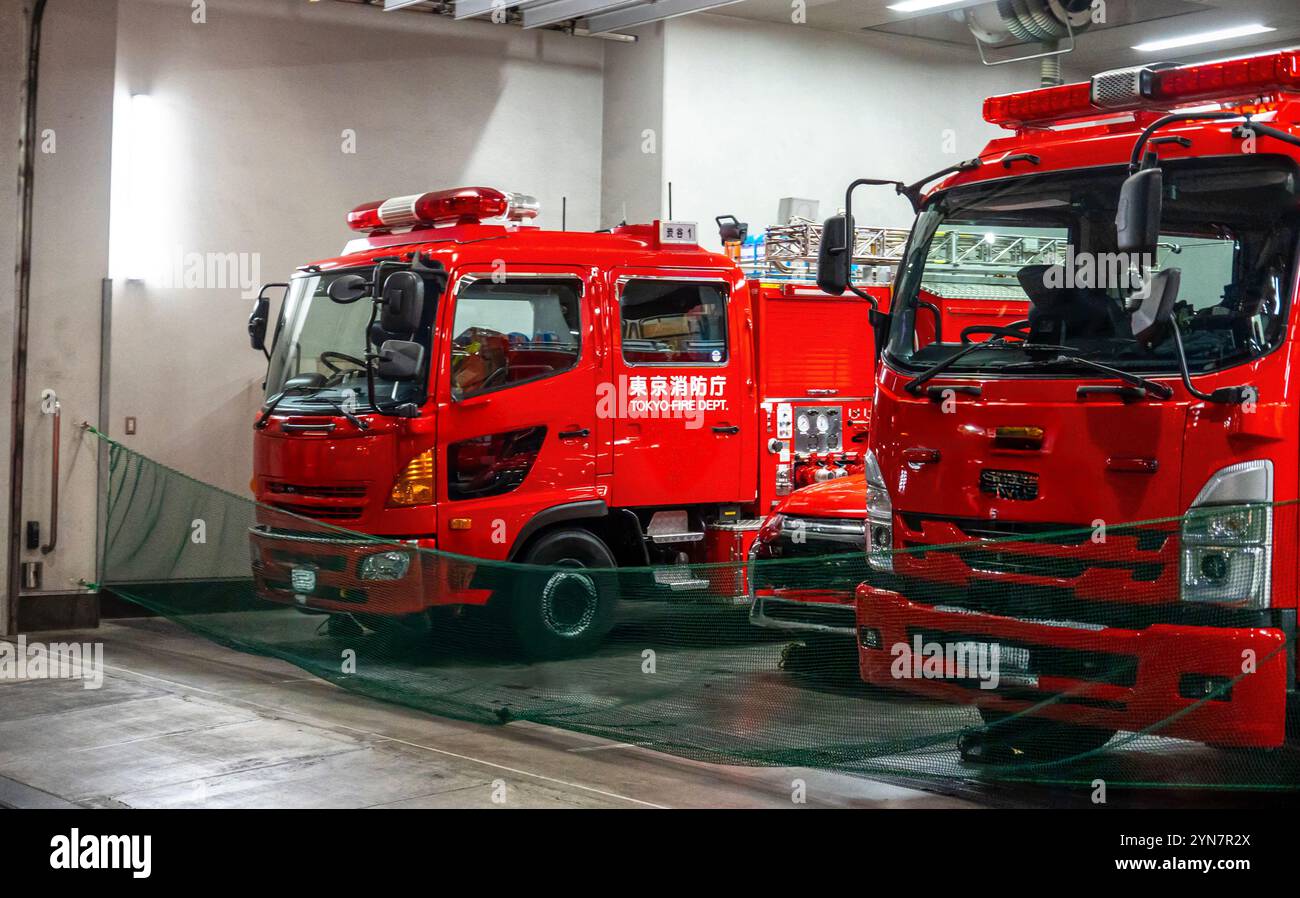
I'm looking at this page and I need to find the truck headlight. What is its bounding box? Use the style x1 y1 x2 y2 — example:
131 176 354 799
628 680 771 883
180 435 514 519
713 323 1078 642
359 550 411 581
1181 460 1272 609
865 449 893 572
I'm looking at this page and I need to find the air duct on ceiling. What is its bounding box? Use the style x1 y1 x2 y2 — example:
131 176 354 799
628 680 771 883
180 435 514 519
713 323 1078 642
965 0 1093 86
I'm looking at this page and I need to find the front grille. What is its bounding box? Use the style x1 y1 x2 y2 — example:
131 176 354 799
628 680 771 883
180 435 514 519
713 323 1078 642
268 501 364 520
267 548 349 571
264 578 368 604
268 482 367 499
898 514 1173 587
900 578 1177 630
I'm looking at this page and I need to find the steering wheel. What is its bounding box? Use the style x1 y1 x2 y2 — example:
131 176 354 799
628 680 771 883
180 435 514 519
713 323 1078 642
960 321 1031 344
480 366 509 389
319 351 368 374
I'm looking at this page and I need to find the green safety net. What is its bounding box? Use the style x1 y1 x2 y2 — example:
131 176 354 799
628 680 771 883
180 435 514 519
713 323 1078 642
92 428 1300 793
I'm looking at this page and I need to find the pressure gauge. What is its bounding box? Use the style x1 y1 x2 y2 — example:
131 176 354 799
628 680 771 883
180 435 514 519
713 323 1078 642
796 413 811 434
815 413 830 434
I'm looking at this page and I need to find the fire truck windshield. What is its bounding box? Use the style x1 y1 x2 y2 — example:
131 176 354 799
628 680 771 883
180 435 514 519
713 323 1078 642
264 269 432 410
887 156 1299 379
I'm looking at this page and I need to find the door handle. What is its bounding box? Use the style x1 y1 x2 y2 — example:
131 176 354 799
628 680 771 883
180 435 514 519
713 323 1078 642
281 422 336 433
902 447 940 466
558 428 590 440
712 425 740 435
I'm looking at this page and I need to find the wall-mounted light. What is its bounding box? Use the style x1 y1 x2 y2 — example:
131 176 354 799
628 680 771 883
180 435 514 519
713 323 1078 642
123 94 160 282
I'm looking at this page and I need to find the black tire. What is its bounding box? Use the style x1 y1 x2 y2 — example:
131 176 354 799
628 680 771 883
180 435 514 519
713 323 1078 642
977 708 1116 761
508 529 618 660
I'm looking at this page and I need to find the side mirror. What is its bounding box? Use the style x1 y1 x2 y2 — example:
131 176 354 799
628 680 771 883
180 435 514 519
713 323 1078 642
1116 167 1163 255
327 274 371 303
248 282 288 354
376 339 424 381
380 271 425 334
817 214 854 296
1131 268 1180 349
248 296 270 352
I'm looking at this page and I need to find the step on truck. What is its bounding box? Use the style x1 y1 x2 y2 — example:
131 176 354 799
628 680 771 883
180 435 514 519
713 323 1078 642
244 187 884 658
820 49 1300 754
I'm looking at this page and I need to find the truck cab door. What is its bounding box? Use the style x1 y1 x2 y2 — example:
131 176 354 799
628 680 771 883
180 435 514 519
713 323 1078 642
433 267 598 561
608 269 751 507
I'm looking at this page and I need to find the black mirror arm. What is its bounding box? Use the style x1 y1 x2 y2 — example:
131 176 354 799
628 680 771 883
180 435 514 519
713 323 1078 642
1231 121 1300 151
917 300 943 345
1170 321 1253 405
1129 111 1245 172
837 177 913 309
899 158 983 211
846 283 879 312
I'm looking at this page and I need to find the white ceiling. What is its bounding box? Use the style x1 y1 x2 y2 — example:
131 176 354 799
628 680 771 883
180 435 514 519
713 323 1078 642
712 0 1300 75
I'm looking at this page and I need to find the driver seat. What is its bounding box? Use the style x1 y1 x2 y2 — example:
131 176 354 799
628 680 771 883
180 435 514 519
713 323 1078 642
1018 263 1124 343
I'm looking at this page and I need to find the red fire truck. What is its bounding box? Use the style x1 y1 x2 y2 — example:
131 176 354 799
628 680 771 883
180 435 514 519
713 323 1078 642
820 49 1300 755
245 187 883 657
748 223 1031 638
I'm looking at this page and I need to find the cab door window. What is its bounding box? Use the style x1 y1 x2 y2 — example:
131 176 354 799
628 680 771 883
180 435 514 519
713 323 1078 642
450 279 581 400
620 280 728 365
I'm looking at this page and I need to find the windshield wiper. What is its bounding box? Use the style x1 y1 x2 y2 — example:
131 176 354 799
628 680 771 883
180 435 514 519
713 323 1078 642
904 337 1028 394
314 397 370 431
255 386 314 429
1001 354 1174 400
255 388 370 430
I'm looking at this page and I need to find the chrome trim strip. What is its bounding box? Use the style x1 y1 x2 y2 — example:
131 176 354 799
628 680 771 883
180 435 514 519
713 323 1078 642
249 525 396 548
748 595 856 636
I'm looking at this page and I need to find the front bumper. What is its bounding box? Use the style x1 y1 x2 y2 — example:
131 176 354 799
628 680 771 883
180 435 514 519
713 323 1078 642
249 525 488 616
750 591 857 635
856 583 1289 748
746 516 865 635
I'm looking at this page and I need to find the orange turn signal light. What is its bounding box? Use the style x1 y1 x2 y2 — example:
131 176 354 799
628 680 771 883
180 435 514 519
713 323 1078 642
389 448 434 506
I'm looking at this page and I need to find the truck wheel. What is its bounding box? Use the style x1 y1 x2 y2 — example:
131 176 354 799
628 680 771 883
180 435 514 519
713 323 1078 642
509 529 618 660
975 709 1116 762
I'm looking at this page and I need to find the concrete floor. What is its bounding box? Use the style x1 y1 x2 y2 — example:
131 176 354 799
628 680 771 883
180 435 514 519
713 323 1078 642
0 619 977 809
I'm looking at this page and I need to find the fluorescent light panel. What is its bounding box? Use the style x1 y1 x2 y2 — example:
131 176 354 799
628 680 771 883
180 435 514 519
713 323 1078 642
523 0 639 28
887 0 975 12
586 0 742 33
1133 23 1276 53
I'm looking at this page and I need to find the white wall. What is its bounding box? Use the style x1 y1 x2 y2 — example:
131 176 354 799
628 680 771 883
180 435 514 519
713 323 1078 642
108 0 606 494
600 21 663 228
21 0 117 601
0 0 31 628
658 14 1033 249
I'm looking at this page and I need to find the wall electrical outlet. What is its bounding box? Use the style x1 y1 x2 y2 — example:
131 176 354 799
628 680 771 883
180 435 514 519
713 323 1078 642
124 416 137 435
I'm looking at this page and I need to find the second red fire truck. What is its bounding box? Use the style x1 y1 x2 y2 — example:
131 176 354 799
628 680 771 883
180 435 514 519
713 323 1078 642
819 48 1300 756
246 188 883 657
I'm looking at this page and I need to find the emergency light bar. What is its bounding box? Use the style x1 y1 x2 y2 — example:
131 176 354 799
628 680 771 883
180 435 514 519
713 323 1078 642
984 48 1300 128
347 186 539 233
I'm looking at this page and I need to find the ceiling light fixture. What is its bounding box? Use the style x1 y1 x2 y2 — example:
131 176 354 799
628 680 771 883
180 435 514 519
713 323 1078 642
887 0 977 13
1133 23 1276 53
